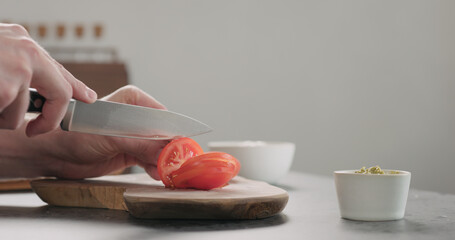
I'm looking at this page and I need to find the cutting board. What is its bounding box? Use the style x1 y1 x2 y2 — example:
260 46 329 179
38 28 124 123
0 179 32 191
31 173 288 220
0 177 49 191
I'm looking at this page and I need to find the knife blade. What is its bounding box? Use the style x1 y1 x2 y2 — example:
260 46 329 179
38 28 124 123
27 89 212 140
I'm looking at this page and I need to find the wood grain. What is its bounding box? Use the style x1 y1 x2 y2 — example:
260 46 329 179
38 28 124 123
31 174 288 220
0 177 48 191
0 179 31 191
31 174 157 210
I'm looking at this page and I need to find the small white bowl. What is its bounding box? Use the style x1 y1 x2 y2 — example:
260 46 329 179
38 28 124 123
208 141 295 184
334 170 411 221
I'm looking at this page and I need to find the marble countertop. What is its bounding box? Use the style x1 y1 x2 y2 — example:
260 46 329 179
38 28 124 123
0 171 453 240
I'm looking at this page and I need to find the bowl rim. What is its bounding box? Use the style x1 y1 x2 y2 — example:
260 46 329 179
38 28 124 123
333 169 411 176
207 141 295 148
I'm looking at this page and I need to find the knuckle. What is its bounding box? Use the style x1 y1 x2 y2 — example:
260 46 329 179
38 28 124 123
122 85 139 93
46 82 72 103
9 24 29 36
69 79 92 100
73 79 86 90
0 87 15 108
61 84 73 100
17 37 40 59
122 85 140 104
13 63 33 83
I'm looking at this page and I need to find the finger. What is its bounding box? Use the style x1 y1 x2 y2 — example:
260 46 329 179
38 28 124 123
128 139 168 164
97 154 137 177
103 85 167 110
27 62 73 136
54 154 137 179
26 88 71 137
142 163 160 180
132 140 167 181
0 24 30 37
129 87 166 110
0 80 20 113
53 59 97 103
6 36 74 136
112 137 168 172
0 50 31 112
0 86 29 129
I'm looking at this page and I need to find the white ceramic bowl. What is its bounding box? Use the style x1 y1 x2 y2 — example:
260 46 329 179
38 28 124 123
208 141 295 184
334 170 411 221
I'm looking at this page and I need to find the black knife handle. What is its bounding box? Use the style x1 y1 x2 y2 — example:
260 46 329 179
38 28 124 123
28 88 46 113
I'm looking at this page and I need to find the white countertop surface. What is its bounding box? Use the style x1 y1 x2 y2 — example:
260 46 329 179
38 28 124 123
0 171 453 240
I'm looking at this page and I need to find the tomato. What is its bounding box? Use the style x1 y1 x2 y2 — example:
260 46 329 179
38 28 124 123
170 152 240 190
157 138 204 187
157 138 241 190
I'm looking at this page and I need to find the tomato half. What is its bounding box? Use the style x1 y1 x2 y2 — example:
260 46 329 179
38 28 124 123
170 152 240 190
157 138 241 190
157 138 204 187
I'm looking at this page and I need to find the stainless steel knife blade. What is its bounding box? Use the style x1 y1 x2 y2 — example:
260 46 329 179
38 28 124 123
28 89 212 140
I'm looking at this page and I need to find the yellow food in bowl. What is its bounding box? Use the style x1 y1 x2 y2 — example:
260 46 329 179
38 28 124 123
355 166 402 174
355 165 385 174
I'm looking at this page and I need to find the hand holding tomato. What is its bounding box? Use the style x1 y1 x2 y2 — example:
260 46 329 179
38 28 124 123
157 138 240 190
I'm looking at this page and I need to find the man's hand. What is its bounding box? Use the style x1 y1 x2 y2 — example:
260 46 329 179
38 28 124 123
0 23 97 136
0 85 167 180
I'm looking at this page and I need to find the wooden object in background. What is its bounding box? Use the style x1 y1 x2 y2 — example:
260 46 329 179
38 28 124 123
94 24 103 39
56 24 65 38
75 24 84 38
37 24 47 38
31 173 289 220
61 62 128 97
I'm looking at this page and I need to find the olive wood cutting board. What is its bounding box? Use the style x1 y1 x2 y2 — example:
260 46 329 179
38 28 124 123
0 179 32 191
31 173 288 220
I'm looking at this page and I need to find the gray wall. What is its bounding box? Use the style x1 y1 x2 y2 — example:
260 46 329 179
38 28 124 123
2 0 455 193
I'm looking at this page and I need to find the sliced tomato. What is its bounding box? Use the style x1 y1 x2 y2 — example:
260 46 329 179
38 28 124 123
170 152 240 190
157 138 241 190
157 138 204 187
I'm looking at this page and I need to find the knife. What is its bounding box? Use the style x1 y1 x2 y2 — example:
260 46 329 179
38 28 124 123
27 89 212 140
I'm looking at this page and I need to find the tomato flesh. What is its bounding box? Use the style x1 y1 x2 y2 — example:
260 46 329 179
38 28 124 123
157 138 204 187
170 152 240 190
157 138 240 190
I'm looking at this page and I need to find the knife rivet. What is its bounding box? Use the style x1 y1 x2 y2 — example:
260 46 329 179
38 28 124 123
34 99 43 109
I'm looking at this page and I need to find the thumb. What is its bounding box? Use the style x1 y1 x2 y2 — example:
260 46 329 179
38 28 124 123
103 85 166 110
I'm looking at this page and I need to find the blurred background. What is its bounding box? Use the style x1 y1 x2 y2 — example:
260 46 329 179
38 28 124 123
1 0 455 193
